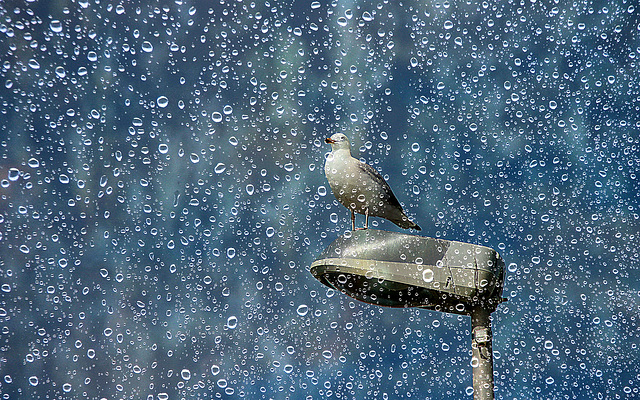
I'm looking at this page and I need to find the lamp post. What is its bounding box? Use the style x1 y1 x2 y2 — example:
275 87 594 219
310 229 506 400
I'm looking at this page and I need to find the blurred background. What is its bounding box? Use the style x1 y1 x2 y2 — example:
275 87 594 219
1 0 639 398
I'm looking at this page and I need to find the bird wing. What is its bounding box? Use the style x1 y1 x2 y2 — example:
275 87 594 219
356 160 404 210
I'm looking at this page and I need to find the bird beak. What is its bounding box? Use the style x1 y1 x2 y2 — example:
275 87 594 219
325 138 336 144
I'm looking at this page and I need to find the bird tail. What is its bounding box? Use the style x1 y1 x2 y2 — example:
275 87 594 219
394 217 421 231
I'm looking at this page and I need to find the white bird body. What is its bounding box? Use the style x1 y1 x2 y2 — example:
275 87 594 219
324 133 421 231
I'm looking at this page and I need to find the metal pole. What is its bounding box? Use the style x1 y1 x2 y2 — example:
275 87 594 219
471 306 494 400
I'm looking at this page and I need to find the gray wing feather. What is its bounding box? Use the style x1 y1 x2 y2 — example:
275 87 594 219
357 161 403 209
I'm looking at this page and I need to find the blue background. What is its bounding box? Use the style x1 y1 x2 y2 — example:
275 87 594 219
0 0 639 398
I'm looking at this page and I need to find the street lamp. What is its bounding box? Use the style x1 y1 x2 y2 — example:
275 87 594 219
310 229 506 400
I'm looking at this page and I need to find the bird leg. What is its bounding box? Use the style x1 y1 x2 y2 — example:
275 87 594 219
355 208 369 230
350 210 356 231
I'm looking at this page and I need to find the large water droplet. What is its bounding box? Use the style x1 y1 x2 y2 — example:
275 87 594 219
296 304 309 316
157 96 169 108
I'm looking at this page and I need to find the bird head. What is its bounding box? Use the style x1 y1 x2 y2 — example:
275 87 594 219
325 133 351 151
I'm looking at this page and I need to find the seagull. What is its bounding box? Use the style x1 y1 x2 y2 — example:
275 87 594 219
324 133 421 231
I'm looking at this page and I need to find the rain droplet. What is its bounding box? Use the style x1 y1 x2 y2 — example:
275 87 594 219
141 41 153 53
49 20 63 33
189 153 199 163
444 20 454 29
227 316 238 329
214 163 226 174
226 248 236 259
180 369 191 380
55 66 66 78
157 96 169 108
422 269 434 283
8 168 20 181
296 304 309 316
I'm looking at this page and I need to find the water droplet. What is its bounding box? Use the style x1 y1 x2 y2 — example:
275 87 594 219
422 269 434 283
180 369 191 380
246 184 254 195
296 304 309 316
227 316 238 329
157 96 169 108
55 66 66 78
214 163 226 174
444 20 454 29
29 376 38 386
8 168 20 181
322 350 332 359
189 153 199 163
211 365 220 376
311 1 321 9
158 144 169 154
141 41 153 53
49 20 63 33
337 17 348 27
226 248 236 259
